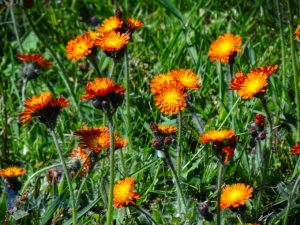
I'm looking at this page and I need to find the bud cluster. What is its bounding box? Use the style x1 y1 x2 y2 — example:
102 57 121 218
249 114 266 148
150 122 176 152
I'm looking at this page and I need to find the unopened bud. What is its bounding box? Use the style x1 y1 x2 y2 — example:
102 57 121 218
250 127 258 138
258 131 266 140
198 202 213 222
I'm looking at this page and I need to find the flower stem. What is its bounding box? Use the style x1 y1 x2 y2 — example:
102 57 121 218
10 3 24 53
176 110 182 176
229 62 235 128
132 205 158 225
287 0 300 139
237 214 244 225
106 116 115 225
89 56 102 77
21 78 28 101
165 152 186 214
49 129 77 225
216 161 224 225
283 174 300 225
124 49 132 153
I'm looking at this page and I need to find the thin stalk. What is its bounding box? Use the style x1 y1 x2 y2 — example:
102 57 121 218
21 78 27 101
229 62 235 128
23 10 82 118
165 152 186 214
49 129 77 225
237 215 244 225
108 60 115 78
283 174 300 225
10 4 24 53
89 56 102 77
124 49 132 153
287 0 300 139
217 62 223 103
188 104 203 133
106 116 115 225
133 205 158 225
216 161 224 225
176 111 182 176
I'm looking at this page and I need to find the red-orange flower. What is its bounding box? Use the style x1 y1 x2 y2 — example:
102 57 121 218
294 24 300 40
113 177 140 208
0 166 26 178
127 18 143 30
220 183 253 210
16 53 52 68
222 146 235 163
95 31 130 52
208 33 242 63
250 65 279 76
81 78 117 100
66 33 94 61
69 147 91 176
199 129 235 143
97 16 124 34
291 142 300 155
229 72 245 90
18 92 69 127
169 69 201 90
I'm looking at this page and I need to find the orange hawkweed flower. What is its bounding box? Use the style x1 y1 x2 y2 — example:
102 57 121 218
170 69 201 90
66 33 94 61
222 146 235 163
81 78 117 101
97 16 124 34
294 24 300 40
16 53 52 68
291 142 300 155
0 167 26 178
229 72 245 90
150 73 175 94
157 125 177 134
154 81 187 115
208 33 242 63
113 177 140 208
220 183 253 210
18 92 69 128
127 18 143 30
199 129 235 143
250 65 279 76
69 147 91 176
95 31 129 52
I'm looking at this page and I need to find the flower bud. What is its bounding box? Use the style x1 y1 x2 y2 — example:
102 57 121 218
258 131 266 140
198 202 213 222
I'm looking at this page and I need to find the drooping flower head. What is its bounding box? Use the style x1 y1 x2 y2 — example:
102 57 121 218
69 147 91 176
294 24 300 40
75 126 127 153
97 16 124 34
230 65 278 99
113 177 140 208
220 183 253 210
0 167 26 178
291 142 300 155
66 33 94 61
19 92 69 129
169 69 201 90
208 33 242 63
81 78 125 113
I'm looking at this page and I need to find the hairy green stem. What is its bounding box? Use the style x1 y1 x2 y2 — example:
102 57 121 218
21 78 27 101
176 110 182 176
10 4 23 53
106 116 115 225
133 205 158 225
216 161 224 225
237 215 244 225
50 129 77 225
287 0 300 139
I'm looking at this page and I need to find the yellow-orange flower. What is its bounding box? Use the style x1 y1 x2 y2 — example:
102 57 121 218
16 53 52 68
81 78 116 100
69 147 91 176
157 125 177 134
199 129 235 143
291 142 300 155
95 31 130 52
150 73 175 94
250 65 278 76
0 166 26 178
170 69 201 90
18 92 69 125
97 16 124 34
154 81 187 115
127 18 143 30
294 24 300 40
66 33 93 61
220 183 253 210
229 72 245 90
208 33 242 63
113 177 140 208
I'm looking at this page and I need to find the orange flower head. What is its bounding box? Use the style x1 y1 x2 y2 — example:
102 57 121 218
229 72 245 90
113 177 140 208
18 92 69 128
81 78 116 101
157 125 177 134
97 16 124 34
250 65 278 77
127 18 143 30
150 73 176 94
220 183 253 210
170 69 201 90
66 33 94 61
69 147 91 176
291 142 300 155
95 31 130 52
0 166 26 178
222 146 235 163
114 134 128 149
200 129 235 143
208 33 242 63
154 81 187 115
16 53 52 68
85 30 103 42
294 24 300 40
